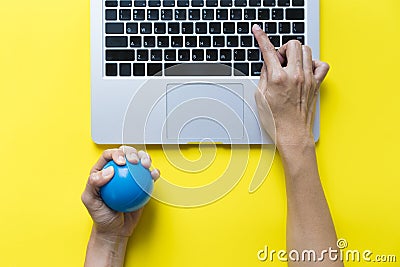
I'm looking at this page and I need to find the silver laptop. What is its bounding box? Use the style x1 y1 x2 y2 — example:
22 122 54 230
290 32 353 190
91 0 320 144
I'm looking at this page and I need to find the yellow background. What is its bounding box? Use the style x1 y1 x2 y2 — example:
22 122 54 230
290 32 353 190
0 0 399 266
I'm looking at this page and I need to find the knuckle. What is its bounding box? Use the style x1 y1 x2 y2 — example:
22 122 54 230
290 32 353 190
287 39 302 48
81 192 91 206
271 71 287 84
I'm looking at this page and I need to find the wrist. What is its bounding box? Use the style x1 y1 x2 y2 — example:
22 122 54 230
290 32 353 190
91 227 130 246
85 227 129 267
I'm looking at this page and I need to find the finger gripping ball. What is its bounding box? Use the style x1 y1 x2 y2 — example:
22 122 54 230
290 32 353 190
100 160 154 212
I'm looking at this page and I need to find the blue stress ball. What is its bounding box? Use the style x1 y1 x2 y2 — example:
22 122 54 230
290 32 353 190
100 160 154 212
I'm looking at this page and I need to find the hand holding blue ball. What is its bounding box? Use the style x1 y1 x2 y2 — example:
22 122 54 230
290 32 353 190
100 160 154 212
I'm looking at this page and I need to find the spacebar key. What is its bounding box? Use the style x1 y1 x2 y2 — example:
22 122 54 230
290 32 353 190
165 63 231 76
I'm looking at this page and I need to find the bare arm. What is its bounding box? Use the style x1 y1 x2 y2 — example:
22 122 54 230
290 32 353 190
81 146 160 267
253 25 343 266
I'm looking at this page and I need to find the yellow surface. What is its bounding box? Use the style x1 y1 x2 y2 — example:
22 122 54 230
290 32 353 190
0 0 399 266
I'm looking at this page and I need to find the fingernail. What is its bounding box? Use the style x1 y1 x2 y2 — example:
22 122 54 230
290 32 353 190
118 155 125 164
141 157 150 166
253 24 261 31
127 153 139 163
102 166 113 177
92 173 99 181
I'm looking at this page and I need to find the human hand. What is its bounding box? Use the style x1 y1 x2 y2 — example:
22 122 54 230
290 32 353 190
252 25 330 147
81 146 160 239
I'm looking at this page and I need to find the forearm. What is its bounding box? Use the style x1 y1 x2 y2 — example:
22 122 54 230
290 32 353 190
84 227 129 267
278 141 343 267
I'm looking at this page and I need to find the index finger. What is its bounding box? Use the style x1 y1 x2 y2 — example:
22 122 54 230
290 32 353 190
252 24 282 75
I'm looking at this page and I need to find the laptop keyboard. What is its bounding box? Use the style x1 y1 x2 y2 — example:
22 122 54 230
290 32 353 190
104 0 306 77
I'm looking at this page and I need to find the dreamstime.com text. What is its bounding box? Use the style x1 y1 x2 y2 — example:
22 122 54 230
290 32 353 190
257 239 397 263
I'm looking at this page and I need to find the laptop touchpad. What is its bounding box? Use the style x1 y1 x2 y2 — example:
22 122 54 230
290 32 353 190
166 83 244 142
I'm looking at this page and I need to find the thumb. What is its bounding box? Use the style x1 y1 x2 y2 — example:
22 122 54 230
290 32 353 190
81 166 114 208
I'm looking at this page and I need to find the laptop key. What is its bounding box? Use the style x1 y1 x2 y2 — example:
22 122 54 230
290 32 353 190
227 36 239 47
154 22 166 34
182 22 194 34
120 9 131 20
277 0 290 6
151 49 162 61
248 49 259 61
157 36 169 47
268 35 280 47
199 36 211 47
161 9 173 20
220 0 232 7
258 9 269 20
272 9 283 20
206 49 218 61
134 0 146 7
168 22 180 33
106 63 118 76
140 23 152 34
164 63 231 76
286 9 305 20
213 36 225 47
120 63 131 76
237 22 249 34
126 23 138 34
177 0 190 7
279 22 291 33
164 50 176 61
234 63 249 76
163 0 175 6
240 36 252 47
137 49 149 61
148 0 161 7
192 49 204 61
282 35 305 45
133 63 145 76
209 22 221 34
220 49 231 61
223 22 235 34
172 36 184 47
265 22 277 33
185 36 197 47
251 22 263 30
234 49 245 60
105 1 118 7
120 1 133 7
106 23 124 34
292 0 304 6
251 63 263 76
144 36 156 47
189 9 201 20
106 50 135 61
105 9 117 20
217 9 229 20
234 0 247 7
196 22 207 34
230 9 242 20
263 0 275 6
206 0 218 7
192 0 204 7
106 36 128 47
203 9 214 20
178 50 191 61
249 0 261 6
244 9 256 20
293 22 304 33
130 36 142 47
147 9 159 20
133 9 145 20
175 9 187 20
147 63 162 76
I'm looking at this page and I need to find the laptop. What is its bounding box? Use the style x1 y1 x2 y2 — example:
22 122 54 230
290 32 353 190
91 0 320 144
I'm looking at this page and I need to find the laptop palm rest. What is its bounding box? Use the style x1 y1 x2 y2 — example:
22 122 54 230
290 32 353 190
166 83 244 142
